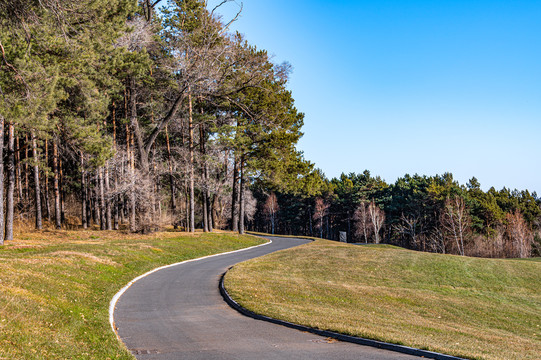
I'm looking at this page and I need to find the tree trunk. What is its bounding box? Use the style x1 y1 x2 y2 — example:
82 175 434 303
112 100 119 230
93 172 100 227
238 157 245 235
207 194 213 232
24 134 29 202
231 157 239 232
129 131 136 232
200 125 209 232
85 173 92 227
308 207 313 236
0 117 5 244
59 157 65 224
188 91 195 232
105 165 112 230
31 132 42 230
53 141 61 229
165 126 177 228
99 167 106 230
44 140 51 222
81 154 87 229
15 135 22 203
5 123 15 240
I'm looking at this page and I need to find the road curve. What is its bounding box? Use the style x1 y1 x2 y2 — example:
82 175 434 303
113 236 421 359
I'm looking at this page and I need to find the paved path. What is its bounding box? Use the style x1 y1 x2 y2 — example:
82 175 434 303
113 236 422 359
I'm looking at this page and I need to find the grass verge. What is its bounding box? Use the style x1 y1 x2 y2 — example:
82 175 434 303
225 239 541 360
0 229 264 359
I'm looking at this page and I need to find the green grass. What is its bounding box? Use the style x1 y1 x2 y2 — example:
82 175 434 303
225 239 541 360
0 230 265 359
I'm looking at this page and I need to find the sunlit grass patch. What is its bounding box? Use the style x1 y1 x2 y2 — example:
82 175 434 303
225 239 541 360
0 229 264 359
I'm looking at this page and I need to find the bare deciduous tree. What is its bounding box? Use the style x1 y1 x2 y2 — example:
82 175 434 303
313 197 329 239
368 200 385 244
354 201 372 243
394 213 424 249
440 196 471 256
505 210 532 258
264 192 279 234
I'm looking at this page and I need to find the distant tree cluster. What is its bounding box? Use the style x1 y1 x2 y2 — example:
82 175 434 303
0 0 317 244
250 171 541 258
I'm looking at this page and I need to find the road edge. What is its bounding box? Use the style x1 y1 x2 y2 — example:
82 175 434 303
108 238 272 340
220 270 468 360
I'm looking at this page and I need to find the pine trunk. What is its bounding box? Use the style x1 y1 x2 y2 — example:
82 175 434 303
5 123 15 240
59 158 65 224
25 134 29 202
99 167 106 230
207 194 213 232
188 91 195 232
31 133 42 230
165 126 177 228
112 101 119 230
15 135 22 203
81 154 87 229
231 158 239 232
129 132 136 232
85 173 92 227
238 158 245 235
93 173 100 227
53 141 61 229
200 125 208 232
0 117 5 244
105 165 112 230
44 140 51 222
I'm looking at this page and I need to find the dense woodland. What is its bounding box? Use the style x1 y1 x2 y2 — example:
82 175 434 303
1 0 540 258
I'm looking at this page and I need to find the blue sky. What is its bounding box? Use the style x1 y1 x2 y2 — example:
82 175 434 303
209 0 541 194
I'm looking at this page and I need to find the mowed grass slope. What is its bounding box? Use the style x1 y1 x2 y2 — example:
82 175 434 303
0 230 264 359
225 240 541 360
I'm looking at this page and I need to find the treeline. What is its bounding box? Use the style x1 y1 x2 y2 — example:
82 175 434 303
251 171 541 258
2 1 539 259
0 0 318 244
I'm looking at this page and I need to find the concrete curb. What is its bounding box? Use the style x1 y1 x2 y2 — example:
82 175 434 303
220 270 468 360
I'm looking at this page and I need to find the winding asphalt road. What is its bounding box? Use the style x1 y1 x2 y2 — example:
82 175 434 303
113 236 422 359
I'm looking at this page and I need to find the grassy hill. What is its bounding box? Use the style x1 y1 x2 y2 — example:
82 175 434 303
225 239 541 360
0 230 264 359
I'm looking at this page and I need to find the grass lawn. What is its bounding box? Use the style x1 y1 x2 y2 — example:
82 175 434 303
0 229 264 359
225 239 541 360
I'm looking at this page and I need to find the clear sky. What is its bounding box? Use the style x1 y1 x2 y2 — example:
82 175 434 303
209 0 541 194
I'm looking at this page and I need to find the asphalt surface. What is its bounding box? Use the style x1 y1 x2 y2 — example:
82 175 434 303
113 236 422 359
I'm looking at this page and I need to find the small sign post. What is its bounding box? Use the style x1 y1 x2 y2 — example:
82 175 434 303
339 231 347 243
